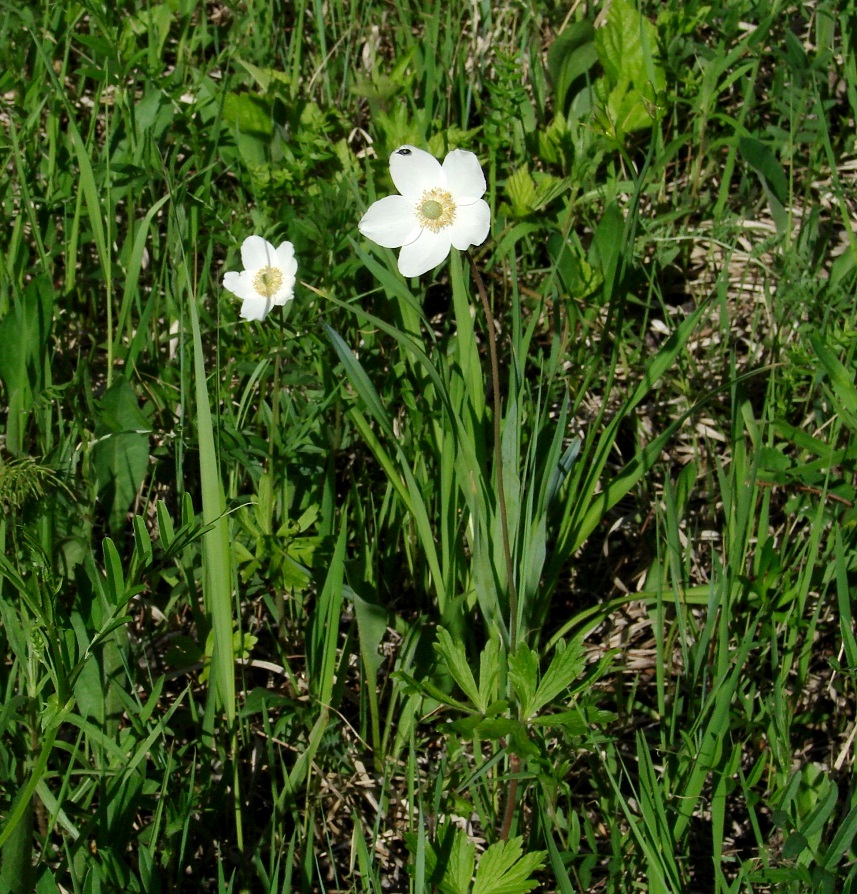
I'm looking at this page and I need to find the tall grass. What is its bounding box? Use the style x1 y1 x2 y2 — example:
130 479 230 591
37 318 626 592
1 0 856 890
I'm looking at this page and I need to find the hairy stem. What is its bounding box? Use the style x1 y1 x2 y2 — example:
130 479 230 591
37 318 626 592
466 252 519 653
467 252 521 842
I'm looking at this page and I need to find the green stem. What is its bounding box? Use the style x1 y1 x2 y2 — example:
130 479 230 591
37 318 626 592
466 252 519 653
466 252 521 842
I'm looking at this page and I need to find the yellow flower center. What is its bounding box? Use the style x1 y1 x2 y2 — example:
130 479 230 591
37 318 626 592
253 266 283 298
417 188 456 232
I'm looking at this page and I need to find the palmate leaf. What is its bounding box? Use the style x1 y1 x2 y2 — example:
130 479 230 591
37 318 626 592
472 836 546 894
507 643 539 721
595 0 664 95
591 0 665 140
531 638 586 717
509 638 587 721
408 829 544 894
406 824 475 894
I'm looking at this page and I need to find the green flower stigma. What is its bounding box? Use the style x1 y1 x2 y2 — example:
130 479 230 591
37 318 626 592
253 266 284 298
422 199 443 220
416 188 456 232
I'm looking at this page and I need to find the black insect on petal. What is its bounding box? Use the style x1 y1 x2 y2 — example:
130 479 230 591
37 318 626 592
396 148 412 155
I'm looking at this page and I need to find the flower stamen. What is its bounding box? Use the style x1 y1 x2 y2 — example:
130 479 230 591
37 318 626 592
417 188 456 232
253 266 283 298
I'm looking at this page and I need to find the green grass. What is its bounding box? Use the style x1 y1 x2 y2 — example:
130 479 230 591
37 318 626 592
1 0 857 890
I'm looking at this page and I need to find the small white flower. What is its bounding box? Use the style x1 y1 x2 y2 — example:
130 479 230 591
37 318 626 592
358 145 491 277
222 235 297 322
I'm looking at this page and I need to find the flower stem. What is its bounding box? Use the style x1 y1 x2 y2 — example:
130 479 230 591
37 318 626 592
499 754 521 841
466 252 520 841
466 252 519 654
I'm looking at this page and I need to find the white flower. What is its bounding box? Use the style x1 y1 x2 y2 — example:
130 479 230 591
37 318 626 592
358 145 491 277
222 235 297 322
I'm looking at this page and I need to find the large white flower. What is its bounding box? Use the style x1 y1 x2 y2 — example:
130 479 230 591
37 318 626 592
223 235 297 322
358 145 491 277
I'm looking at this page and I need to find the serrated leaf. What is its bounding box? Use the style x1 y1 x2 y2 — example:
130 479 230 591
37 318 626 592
506 165 537 217
430 825 476 894
508 723 540 759
593 0 665 140
531 638 586 717
595 0 664 94
222 92 273 137
434 626 481 709
531 173 571 210
392 670 473 712
478 637 501 711
530 706 617 733
508 643 539 721
783 831 808 861
472 836 546 894
603 83 658 139
473 717 521 740
449 715 484 738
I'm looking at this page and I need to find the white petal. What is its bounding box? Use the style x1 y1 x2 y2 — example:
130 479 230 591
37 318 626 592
223 270 243 297
223 269 254 300
389 146 444 199
274 241 296 272
397 229 453 277
359 195 422 248
448 199 491 250
270 274 296 307
240 294 271 321
443 149 487 202
241 235 276 270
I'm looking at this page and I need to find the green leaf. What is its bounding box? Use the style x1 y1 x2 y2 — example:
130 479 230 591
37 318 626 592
222 91 274 168
472 836 546 894
101 538 126 607
782 831 808 861
478 637 502 711
508 643 539 721
589 202 625 293
593 0 665 139
595 0 664 92
820 798 857 870
812 334 857 428
426 824 475 894
738 136 789 207
472 716 520 740
530 706 616 735
392 670 473 712
434 626 481 709
156 500 176 549
223 91 274 137
131 516 153 570
547 20 598 114
0 274 54 455
738 135 789 233
506 165 537 217
92 376 151 532
530 638 586 718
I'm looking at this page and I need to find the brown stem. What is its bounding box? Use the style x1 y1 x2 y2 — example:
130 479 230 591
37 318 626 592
499 754 521 842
